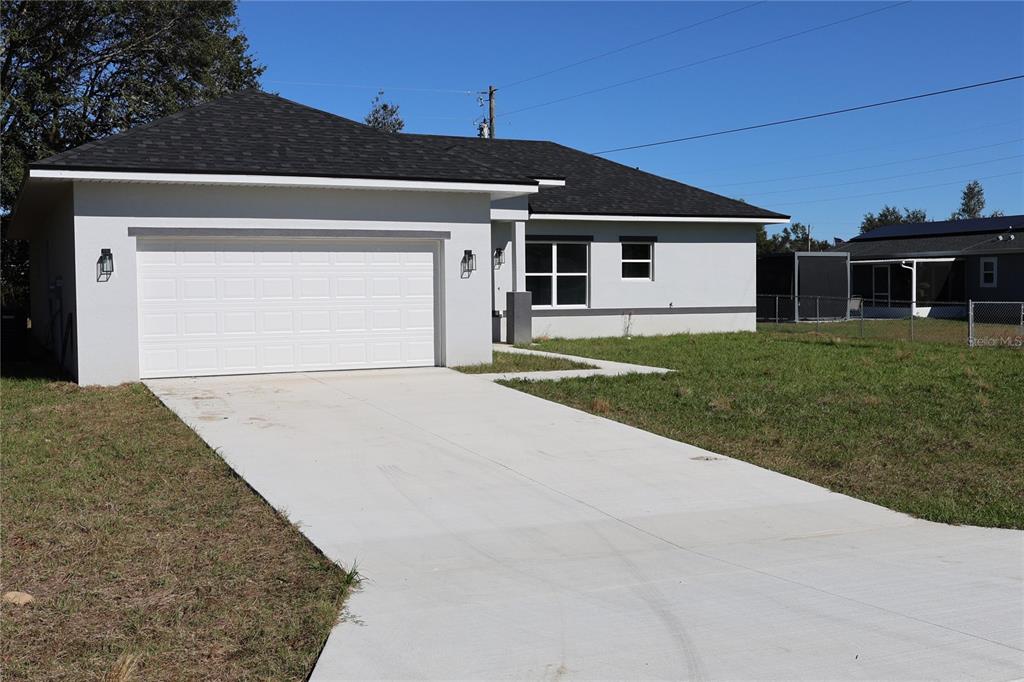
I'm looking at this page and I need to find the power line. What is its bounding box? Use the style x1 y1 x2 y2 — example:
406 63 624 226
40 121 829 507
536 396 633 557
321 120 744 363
743 153 1023 197
265 79 476 95
770 171 1022 207
695 119 1024 175
595 75 1024 154
501 1 911 118
715 138 1024 188
498 2 765 90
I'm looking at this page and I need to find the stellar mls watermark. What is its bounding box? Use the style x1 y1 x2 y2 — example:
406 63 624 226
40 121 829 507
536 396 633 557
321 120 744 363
969 335 1024 348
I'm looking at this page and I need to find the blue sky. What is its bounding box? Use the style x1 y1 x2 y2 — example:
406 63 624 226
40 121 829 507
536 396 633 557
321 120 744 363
237 1 1023 240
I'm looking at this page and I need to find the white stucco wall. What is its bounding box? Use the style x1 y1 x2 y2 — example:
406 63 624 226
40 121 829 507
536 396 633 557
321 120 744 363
523 219 758 339
70 182 494 385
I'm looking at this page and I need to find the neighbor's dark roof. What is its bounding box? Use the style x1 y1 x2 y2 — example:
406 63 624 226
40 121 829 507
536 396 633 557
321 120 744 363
31 90 787 219
407 134 787 220
31 90 534 185
835 214 1024 259
850 214 1023 241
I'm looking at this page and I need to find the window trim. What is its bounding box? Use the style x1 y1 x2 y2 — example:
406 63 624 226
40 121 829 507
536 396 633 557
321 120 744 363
979 257 998 288
525 241 589 308
620 241 654 281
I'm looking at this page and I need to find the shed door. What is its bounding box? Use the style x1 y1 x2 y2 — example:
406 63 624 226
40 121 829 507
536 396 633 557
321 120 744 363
137 238 437 378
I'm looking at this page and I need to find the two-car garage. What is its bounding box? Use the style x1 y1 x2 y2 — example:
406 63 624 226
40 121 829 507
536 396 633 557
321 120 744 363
136 237 440 378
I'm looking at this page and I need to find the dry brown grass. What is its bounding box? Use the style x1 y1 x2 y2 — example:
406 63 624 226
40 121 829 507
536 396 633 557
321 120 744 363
1 366 355 680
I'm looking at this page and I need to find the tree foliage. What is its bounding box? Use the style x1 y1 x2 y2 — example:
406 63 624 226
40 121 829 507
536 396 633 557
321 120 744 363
364 90 404 133
1 0 263 305
757 222 830 256
949 180 1003 220
859 205 928 234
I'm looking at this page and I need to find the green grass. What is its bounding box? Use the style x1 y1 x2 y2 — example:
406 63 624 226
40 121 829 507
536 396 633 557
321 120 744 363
761 317 1024 346
1 363 356 680
504 332 1023 529
454 350 595 374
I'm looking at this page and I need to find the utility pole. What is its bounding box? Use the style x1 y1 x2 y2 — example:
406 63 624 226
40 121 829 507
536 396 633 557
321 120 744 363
488 85 496 139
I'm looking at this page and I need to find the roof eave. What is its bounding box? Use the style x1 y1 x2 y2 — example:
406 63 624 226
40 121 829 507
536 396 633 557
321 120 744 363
28 167 540 196
528 211 789 223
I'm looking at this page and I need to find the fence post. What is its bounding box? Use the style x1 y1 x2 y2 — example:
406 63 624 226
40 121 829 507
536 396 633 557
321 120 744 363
859 299 864 338
775 295 779 325
1019 302 1023 332
968 300 974 347
815 297 820 333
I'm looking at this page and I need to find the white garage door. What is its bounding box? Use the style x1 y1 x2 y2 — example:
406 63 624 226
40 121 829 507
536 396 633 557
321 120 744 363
137 238 438 378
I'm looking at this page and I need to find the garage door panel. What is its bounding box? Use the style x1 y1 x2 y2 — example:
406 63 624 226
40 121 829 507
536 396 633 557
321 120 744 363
223 312 256 334
137 238 437 378
183 312 218 336
336 310 367 331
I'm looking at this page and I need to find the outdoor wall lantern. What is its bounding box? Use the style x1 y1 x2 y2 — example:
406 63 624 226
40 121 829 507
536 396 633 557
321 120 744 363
461 249 477 275
97 248 114 282
493 247 505 268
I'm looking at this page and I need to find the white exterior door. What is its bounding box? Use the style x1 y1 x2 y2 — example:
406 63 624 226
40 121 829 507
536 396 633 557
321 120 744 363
136 238 438 378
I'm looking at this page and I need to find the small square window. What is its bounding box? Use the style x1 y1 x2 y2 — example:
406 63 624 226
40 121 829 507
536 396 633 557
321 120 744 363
980 257 997 288
621 242 653 280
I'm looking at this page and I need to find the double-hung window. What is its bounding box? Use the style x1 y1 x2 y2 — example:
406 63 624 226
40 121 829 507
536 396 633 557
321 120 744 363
980 257 997 288
621 241 654 280
525 241 588 307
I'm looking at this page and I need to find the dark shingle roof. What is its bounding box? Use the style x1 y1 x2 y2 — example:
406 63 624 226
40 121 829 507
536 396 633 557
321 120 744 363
850 214 1023 241
838 233 1024 259
835 214 1024 259
31 90 534 185
407 134 787 219
31 90 787 219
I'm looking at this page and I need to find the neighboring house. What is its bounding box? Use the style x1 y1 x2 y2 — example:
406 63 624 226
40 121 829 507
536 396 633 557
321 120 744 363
835 215 1023 318
9 90 787 385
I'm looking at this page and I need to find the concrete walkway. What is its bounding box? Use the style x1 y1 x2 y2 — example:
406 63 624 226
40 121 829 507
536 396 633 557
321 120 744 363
473 343 672 382
146 369 1023 681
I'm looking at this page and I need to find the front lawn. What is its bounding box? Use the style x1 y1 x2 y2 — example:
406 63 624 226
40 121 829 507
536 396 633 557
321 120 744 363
507 333 1022 529
454 350 595 374
1 365 356 680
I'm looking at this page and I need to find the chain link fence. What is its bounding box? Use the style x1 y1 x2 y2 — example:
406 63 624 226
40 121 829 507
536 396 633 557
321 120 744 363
757 295 1024 348
969 301 1024 348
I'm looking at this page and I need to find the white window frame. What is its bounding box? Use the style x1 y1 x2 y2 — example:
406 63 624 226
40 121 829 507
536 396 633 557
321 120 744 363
525 241 589 308
979 257 998 288
621 241 654 281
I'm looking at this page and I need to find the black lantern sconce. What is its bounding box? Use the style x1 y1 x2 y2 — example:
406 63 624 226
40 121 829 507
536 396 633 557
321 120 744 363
493 247 505 268
461 249 477 276
96 248 114 282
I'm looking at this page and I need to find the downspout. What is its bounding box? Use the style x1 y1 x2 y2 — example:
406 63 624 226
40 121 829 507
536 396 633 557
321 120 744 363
900 260 916 318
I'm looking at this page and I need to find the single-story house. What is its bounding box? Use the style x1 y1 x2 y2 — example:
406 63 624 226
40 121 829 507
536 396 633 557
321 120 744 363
9 90 787 385
835 215 1023 318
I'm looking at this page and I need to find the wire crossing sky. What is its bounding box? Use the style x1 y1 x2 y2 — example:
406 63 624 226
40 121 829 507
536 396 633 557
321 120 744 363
239 1 1024 238
594 76 1024 154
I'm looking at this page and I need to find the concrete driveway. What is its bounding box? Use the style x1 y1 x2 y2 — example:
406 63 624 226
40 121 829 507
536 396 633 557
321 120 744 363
147 368 1023 681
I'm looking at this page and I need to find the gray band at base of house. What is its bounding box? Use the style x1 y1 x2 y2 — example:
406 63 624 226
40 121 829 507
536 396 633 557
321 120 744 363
532 305 755 317
127 227 451 240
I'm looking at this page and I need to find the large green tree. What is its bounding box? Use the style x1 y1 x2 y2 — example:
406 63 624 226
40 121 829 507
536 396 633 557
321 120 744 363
1 0 264 305
859 205 928 234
